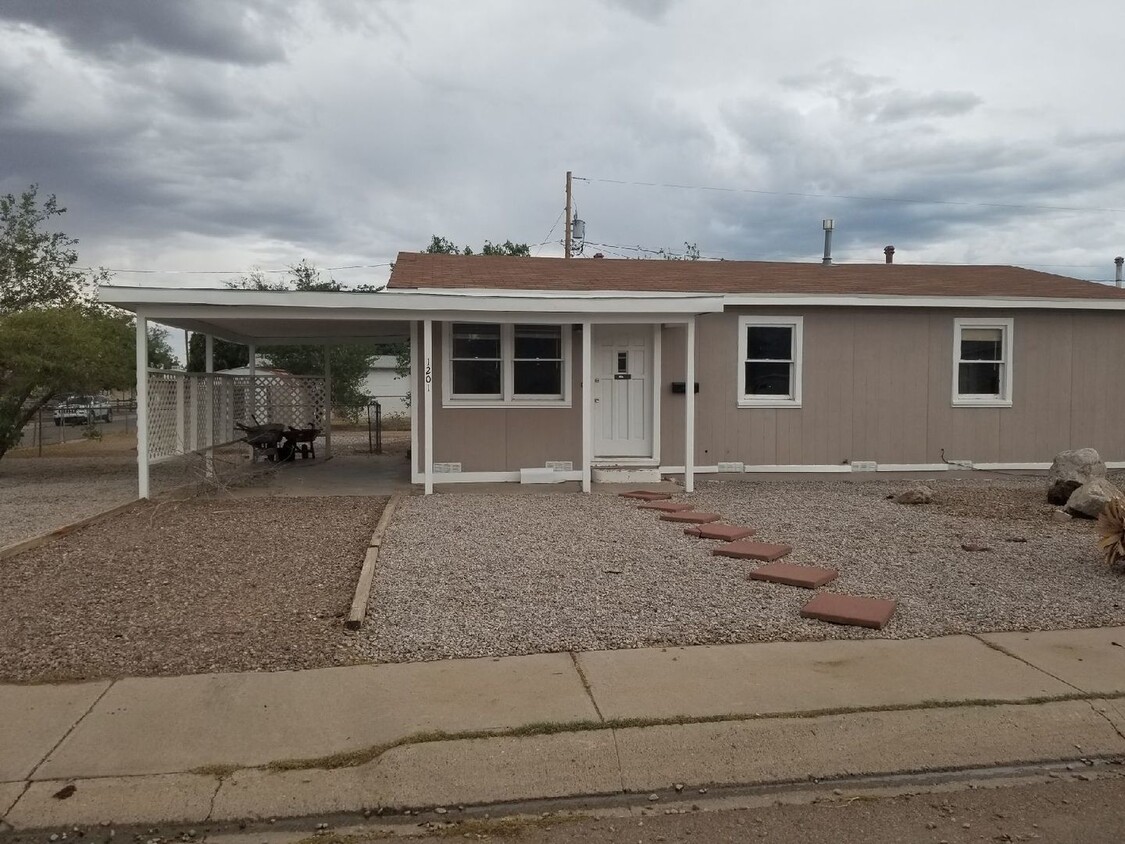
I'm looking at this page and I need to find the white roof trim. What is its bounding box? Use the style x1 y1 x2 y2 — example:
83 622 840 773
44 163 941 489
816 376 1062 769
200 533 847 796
98 285 725 315
722 293 1125 310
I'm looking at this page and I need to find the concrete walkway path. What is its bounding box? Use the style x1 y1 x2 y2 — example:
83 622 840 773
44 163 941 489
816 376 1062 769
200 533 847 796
2 627 1124 831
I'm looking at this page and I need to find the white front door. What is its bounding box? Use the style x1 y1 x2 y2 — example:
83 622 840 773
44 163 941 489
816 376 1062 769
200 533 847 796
593 324 654 458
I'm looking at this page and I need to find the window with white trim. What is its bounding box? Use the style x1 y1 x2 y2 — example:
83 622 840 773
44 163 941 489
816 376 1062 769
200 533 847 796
953 317 1013 406
444 322 570 406
737 316 803 407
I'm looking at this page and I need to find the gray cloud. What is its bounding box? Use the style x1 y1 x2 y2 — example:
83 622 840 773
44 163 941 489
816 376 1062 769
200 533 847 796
0 0 293 64
0 0 1122 288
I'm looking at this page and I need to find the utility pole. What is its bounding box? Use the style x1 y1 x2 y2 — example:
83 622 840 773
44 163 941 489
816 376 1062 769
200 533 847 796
564 170 572 259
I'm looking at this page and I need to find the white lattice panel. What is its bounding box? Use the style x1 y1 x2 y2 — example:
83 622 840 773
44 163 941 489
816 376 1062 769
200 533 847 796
146 371 327 463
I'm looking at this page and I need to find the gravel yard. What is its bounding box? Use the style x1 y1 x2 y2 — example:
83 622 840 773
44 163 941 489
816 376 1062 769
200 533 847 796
356 475 1125 663
0 496 382 683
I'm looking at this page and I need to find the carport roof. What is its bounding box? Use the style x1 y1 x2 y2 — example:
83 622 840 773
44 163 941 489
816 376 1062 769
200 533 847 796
97 284 726 345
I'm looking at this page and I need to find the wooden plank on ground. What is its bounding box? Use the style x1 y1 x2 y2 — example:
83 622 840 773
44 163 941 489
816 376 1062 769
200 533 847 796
0 498 142 561
346 493 405 630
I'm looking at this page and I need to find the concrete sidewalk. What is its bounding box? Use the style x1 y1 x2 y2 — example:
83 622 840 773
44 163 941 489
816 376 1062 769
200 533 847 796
2 627 1124 831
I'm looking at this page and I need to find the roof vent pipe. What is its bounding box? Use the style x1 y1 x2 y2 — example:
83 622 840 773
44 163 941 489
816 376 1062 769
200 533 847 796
884 245 895 264
822 219 834 265
1117 256 1124 288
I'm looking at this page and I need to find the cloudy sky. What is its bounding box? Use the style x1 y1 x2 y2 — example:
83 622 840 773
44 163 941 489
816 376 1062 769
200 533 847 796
2 0 1124 295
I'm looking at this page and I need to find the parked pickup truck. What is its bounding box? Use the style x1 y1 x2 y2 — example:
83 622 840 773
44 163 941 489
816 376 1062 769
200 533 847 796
53 395 113 426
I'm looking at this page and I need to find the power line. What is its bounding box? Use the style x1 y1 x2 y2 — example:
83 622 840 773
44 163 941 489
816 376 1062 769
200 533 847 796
574 175 1125 215
533 207 566 257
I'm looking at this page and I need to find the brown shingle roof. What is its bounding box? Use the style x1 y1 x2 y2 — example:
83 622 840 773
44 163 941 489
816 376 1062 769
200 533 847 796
388 252 1125 300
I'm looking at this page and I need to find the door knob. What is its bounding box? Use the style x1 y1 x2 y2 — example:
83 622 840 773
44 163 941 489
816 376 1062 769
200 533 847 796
594 398 600 403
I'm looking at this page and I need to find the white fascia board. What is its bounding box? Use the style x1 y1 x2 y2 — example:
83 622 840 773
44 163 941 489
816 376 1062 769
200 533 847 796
722 293 1125 311
99 285 725 315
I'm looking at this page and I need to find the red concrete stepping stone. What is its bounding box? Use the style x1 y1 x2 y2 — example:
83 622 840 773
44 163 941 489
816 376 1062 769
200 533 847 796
638 500 695 512
748 563 838 589
660 510 722 524
800 593 898 629
712 540 792 561
619 490 672 501
684 523 757 541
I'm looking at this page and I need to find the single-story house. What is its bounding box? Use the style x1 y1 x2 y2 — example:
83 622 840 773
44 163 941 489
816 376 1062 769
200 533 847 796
100 252 1125 497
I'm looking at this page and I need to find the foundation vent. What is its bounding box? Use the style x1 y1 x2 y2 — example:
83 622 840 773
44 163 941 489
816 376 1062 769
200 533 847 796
545 460 574 471
433 462 462 473
717 461 745 473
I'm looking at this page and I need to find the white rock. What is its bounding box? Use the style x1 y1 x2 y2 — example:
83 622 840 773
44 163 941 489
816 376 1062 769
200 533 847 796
1047 448 1106 504
1065 478 1123 519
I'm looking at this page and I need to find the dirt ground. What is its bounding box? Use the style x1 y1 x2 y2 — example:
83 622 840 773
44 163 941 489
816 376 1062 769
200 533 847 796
0 495 383 683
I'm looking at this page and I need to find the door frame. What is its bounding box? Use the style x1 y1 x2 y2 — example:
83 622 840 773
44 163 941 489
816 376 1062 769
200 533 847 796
590 323 661 463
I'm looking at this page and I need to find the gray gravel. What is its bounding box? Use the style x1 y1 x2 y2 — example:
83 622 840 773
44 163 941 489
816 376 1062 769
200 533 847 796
0 496 382 683
357 476 1125 663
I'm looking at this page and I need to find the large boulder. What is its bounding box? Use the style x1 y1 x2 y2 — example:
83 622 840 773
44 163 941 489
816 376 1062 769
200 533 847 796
1064 477 1122 519
1047 448 1106 504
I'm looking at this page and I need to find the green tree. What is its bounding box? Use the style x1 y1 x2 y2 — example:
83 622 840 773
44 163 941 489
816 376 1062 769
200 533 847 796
225 262 380 413
0 186 135 460
147 326 181 370
186 334 248 372
424 235 531 257
0 306 133 458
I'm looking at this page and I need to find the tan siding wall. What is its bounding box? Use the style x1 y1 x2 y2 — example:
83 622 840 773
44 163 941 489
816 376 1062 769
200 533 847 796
662 308 1125 467
428 322 583 472
420 309 1125 474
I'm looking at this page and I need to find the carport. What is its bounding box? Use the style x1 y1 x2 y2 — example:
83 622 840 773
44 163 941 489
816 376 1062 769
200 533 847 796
99 284 724 498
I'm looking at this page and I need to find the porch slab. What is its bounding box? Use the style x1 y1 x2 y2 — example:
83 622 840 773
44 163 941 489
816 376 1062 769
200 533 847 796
748 563 839 589
712 540 793 561
659 511 722 524
800 593 898 629
637 500 695 512
618 490 671 501
684 523 757 541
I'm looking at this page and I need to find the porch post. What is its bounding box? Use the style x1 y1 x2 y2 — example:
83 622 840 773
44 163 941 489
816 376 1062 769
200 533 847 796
423 318 434 495
410 320 419 483
684 316 696 493
248 344 257 422
581 319 592 493
136 314 150 499
204 334 214 479
323 345 333 460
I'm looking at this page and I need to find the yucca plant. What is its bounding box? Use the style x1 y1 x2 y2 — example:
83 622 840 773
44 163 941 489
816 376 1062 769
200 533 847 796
1096 496 1125 568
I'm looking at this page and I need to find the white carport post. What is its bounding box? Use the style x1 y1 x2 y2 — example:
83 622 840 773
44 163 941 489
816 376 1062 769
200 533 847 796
323 345 332 460
135 314 150 499
423 318 434 495
248 343 257 417
204 334 214 479
581 319 592 493
684 316 696 493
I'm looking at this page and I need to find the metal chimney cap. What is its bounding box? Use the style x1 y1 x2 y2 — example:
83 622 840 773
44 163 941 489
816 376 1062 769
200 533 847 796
822 219 834 231
1116 256 1124 265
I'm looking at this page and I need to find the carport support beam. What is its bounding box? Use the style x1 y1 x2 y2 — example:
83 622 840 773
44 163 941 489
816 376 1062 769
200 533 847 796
136 314 150 499
581 319 592 493
323 345 332 460
685 316 696 493
423 318 434 495
204 334 214 479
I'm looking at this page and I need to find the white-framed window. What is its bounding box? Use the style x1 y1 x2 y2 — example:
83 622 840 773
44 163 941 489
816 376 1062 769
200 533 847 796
443 322 571 407
952 317 1013 407
737 316 803 408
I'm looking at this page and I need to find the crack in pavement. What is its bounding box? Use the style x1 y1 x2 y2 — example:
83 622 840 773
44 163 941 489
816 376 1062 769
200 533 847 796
25 680 117 783
970 634 1087 693
568 652 626 794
